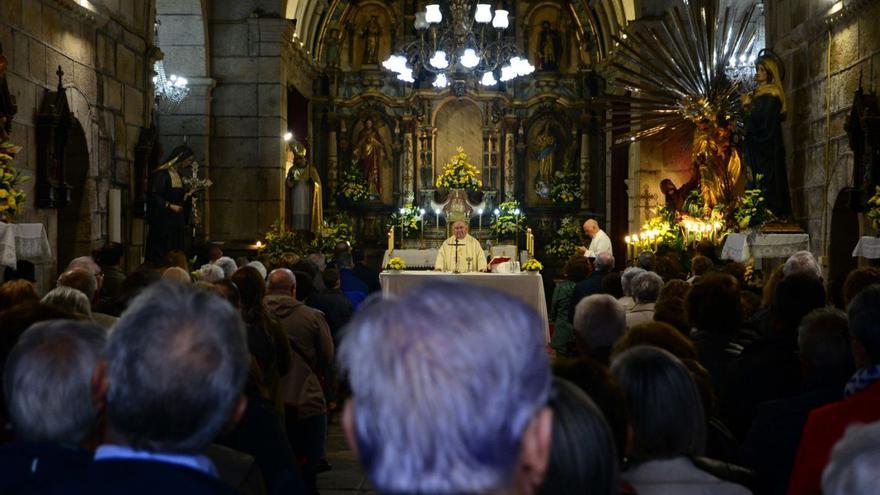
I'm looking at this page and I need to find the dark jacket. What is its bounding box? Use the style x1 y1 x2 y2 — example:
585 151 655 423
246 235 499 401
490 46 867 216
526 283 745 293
308 288 353 345
0 441 91 495
568 270 605 323
71 459 239 495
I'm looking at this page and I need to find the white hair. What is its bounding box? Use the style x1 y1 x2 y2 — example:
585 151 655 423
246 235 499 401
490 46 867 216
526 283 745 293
213 256 238 279
196 263 225 283
621 267 646 296
783 250 821 279
822 421 880 495
42 286 92 318
246 260 268 280
339 282 551 493
631 271 664 304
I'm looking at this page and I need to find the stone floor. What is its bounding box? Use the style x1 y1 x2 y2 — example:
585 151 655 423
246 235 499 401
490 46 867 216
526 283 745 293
316 418 375 494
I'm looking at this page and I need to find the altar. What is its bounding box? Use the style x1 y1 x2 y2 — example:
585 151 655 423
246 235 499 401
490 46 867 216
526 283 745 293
0 222 52 269
720 232 810 262
379 270 550 343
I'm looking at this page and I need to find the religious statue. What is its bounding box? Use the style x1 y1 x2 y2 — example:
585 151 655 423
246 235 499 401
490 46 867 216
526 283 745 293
532 122 557 195
693 121 743 209
361 15 381 65
661 162 701 214
354 119 387 198
434 220 487 273
324 29 344 69
537 21 562 71
743 50 792 219
286 141 323 232
145 146 194 264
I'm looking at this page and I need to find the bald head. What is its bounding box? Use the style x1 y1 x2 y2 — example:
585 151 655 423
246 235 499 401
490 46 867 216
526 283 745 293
583 219 599 236
267 268 297 296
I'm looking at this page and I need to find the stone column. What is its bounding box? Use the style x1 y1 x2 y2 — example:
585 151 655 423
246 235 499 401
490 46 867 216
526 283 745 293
327 123 338 208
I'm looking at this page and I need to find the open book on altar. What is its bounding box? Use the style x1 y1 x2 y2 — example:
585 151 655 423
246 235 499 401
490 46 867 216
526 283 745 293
489 256 520 273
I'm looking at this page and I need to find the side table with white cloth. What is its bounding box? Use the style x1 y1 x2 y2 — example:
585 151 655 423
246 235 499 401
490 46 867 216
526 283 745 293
379 270 550 343
0 222 54 293
721 232 810 262
0 222 53 269
852 236 880 259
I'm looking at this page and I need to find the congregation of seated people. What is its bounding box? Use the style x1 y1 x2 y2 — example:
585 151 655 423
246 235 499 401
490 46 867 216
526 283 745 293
2 241 880 495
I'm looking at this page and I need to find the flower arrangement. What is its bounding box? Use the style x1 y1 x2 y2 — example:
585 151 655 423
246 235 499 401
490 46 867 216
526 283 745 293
0 139 28 220
386 257 406 270
545 217 582 261
549 170 580 205
490 200 525 238
435 147 483 191
732 176 770 230
339 161 370 203
318 214 355 257
867 186 880 234
390 205 423 237
642 209 680 248
261 219 301 268
522 258 543 271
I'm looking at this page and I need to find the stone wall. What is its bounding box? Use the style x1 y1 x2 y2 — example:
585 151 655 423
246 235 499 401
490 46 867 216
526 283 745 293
208 1 295 246
1 0 153 284
766 0 880 260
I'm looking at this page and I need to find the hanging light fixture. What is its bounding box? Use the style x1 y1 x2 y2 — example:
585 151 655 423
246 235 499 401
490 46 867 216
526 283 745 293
152 20 191 114
382 1 533 95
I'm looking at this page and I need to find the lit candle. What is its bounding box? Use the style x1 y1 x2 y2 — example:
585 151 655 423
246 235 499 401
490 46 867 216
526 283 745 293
625 235 632 263
388 228 394 253
632 234 640 257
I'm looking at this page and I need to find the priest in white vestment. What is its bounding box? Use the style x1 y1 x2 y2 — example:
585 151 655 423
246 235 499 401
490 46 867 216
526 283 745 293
434 221 487 273
582 219 613 258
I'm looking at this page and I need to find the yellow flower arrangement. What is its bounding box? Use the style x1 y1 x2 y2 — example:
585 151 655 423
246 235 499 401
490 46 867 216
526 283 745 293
0 139 29 219
868 186 880 234
522 258 543 271
386 257 406 270
435 147 483 191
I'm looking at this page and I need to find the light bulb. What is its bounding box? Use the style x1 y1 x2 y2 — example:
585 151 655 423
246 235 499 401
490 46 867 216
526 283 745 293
494 208 500 215
425 4 442 24
460 49 480 68
480 71 497 86
492 9 509 29
500 64 516 82
513 208 521 215
475 4 492 23
430 51 449 69
414 12 429 30
283 132 293 141
433 73 449 88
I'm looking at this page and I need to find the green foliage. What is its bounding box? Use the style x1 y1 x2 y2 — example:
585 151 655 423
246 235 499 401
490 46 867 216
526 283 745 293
339 161 369 202
319 214 355 257
545 217 583 261
0 140 28 218
261 219 302 267
549 171 580 205
732 176 770 229
867 186 880 233
389 205 423 237
490 200 525 238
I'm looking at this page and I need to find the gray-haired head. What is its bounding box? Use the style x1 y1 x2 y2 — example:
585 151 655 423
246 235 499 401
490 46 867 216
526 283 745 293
213 257 238 279
798 308 853 370
783 250 821 279
541 377 619 495
42 286 92 319
595 252 615 273
573 294 626 352
57 268 98 302
610 346 706 463
822 421 880 495
631 271 664 304
105 281 249 453
4 320 106 444
621 267 646 297
246 260 268 280
848 284 880 366
196 263 225 283
339 282 551 493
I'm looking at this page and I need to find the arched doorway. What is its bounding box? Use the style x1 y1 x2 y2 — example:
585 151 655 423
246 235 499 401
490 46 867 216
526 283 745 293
827 188 861 307
57 118 91 271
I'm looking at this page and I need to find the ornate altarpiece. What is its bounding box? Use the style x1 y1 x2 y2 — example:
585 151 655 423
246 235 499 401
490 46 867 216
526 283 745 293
302 0 607 247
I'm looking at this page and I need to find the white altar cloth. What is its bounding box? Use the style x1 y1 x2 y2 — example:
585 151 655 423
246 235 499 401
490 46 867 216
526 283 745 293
721 232 810 262
852 236 880 259
379 270 550 343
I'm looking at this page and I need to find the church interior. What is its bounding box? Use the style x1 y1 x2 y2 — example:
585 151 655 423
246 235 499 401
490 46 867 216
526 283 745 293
3 0 880 493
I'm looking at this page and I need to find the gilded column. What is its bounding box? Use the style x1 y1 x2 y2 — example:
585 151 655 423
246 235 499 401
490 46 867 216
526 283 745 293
403 131 414 201
327 123 338 208
580 130 590 206
505 129 515 200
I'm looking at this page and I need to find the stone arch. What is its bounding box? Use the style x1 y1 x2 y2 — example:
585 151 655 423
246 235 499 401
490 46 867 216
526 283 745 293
434 99 484 181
